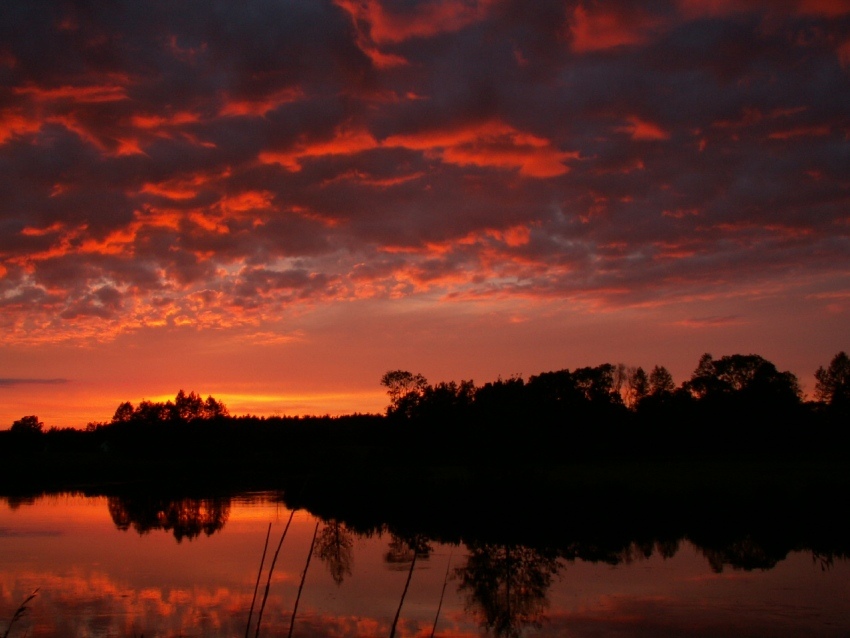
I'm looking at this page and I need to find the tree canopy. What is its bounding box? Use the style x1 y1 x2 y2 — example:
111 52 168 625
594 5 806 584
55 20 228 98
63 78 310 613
10 415 44 435
107 391 229 426
815 351 850 409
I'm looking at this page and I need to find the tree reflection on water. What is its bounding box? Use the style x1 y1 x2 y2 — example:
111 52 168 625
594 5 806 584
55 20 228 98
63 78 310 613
3 491 850 637
107 495 230 542
457 543 561 638
313 519 355 586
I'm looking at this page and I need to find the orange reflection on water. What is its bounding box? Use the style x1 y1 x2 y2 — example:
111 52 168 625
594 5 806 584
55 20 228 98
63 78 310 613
3 493 850 637
0 494 476 637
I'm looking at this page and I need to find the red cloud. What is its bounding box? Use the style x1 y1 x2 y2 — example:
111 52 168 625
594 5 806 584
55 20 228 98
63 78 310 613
258 120 574 178
218 87 304 117
130 112 201 129
321 169 425 188
219 191 275 215
334 0 494 68
138 168 231 202
0 109 42 144
678 0 850 17
616 116 671 141
672 315 745 328
791 0 850 15
141 183 198 201
768 125 831 140
570 4 665 52
14 83 129 103
384 121 577 177
259 127 379 171
334 0 492 45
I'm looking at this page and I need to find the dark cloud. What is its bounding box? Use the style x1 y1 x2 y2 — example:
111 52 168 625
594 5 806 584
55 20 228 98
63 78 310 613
0 0 848 341
0 378 68 387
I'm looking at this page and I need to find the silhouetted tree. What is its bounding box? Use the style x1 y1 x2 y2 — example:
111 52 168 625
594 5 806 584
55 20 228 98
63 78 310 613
613 363 628 398
381 370 428 417
685 353 800 404
678 353 803 452
414 380 475 421
648 365 675 396
473 375 527 425
134 399 172 423
625 367 649 408
112 401 134 423
685 353 722 399
107 392 228 426
572 364 623 405
203 395 229 419
526 369 579 404
10 415 44 435
633 362 694 450
173 390 204 422
815 352 850 408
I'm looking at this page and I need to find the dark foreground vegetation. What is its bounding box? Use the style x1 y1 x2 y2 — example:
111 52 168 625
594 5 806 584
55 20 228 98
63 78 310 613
1 351 848 513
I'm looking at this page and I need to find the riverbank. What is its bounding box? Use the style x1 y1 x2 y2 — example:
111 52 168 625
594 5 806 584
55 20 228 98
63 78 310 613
3 432 849 563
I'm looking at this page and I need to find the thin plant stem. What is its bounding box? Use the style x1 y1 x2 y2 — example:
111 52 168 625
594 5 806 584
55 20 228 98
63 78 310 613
2 588 39 638
287 520 320 638
389 548 418 638
429 550 453 638
255 509 296 638
245 522 272 638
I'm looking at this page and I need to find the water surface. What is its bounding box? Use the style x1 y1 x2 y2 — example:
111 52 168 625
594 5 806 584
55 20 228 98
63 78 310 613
1 493 849 637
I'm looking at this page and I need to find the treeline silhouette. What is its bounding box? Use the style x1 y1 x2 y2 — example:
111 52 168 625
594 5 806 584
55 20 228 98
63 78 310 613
1 351 848 493
381 351 848 423
376 351 849 458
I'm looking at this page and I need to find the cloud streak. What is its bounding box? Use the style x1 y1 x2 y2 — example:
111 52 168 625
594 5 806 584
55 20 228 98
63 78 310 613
0 378 69 387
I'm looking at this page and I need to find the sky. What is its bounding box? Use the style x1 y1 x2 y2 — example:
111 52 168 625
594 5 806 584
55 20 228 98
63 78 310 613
1 0 849 427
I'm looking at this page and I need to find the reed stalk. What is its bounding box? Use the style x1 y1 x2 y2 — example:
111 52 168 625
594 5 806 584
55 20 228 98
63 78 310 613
245 522 272 638
2 589 38 638
255 509 296 638
287 520 320 638
430 551 453 638
389 549 417 638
